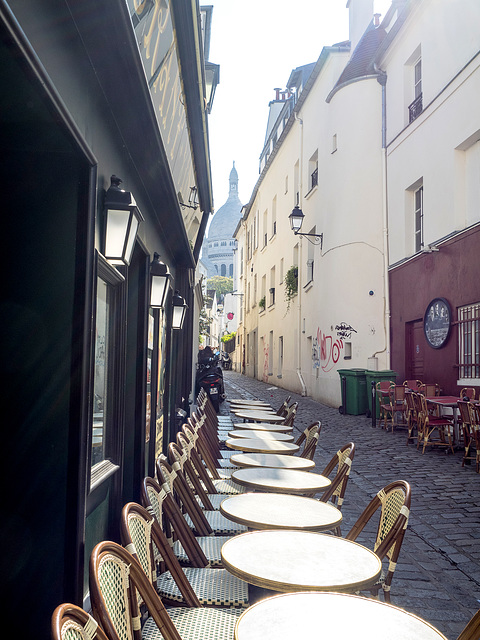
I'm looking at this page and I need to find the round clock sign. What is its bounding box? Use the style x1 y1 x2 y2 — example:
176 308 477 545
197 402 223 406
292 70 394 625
424 298 452 349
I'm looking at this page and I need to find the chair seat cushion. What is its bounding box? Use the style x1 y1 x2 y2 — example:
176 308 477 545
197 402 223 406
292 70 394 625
211 478 246 494
185 512 247 535
195 493 229 510
142 606 243 640
156 567 249 607
173 536 229 567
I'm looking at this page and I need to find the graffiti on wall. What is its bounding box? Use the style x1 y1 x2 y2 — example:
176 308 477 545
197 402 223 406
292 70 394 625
312 322 357 372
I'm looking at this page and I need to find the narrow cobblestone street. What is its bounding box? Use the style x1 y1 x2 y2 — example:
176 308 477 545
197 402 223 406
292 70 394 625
221 370 480 638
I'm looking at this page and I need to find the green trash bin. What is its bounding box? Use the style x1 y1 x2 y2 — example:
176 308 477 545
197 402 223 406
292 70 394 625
338 369 368 415
365 370 398 419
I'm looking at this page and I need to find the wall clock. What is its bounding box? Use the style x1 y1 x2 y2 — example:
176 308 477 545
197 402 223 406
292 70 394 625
424 298 452 349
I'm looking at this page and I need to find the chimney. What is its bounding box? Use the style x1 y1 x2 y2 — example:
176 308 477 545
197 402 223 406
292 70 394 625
347 0 374 53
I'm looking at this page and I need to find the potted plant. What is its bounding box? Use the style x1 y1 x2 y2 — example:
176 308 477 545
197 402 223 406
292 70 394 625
284 266 298 312
259 296 266 311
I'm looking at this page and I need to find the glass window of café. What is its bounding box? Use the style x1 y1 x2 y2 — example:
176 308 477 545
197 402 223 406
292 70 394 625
91 254 125 484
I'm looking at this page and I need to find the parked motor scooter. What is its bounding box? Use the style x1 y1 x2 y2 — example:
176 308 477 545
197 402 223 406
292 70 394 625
195 355 225 412
221 351 232 370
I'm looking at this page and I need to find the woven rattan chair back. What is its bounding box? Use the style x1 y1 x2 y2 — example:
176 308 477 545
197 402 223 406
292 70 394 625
419 383 439 397
295 421 321 460
156 456 212 537
460 387 476 401
345 480 411 603
178 429 218 494
90 541 183 640
319 442 355 510
52 603 110 640
120 502 201 607
282 402 299 427
403 379 422 391
142 476 209 568
275 396 292 416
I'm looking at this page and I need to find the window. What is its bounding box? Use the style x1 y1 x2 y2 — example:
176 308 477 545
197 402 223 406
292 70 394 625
229 263 233 277
271 196 277 237
414 185 424 252
221 264 226 276
263 210 268 247
91 254 124 483
309 151 318 192
407 48 422 123
458 303 480 382
270 266 276 306
332 133 337 154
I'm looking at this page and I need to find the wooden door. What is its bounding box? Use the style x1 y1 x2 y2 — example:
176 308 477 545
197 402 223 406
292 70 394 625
406 320 424 380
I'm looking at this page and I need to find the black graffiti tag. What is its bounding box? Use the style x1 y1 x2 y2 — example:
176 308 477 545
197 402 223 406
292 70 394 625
335 322 357 339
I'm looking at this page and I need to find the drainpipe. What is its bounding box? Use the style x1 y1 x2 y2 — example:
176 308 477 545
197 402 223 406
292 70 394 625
373 68 391 368
294 111 308 397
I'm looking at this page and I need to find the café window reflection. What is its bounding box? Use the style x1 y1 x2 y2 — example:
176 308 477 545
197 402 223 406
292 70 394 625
90 254 124 481
92 278 108 467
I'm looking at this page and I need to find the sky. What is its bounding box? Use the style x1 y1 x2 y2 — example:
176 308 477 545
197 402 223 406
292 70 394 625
207 0 392 210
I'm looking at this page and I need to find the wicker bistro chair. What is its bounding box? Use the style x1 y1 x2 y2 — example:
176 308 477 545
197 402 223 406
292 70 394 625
168 439 246 512
156 456 247 537
142 476 229 569
52 602 111 640
294 421 321 460
458 400 476 468
120 502 249 608
318 442 355 535
345 480 411 603
458 401 480 472
90 541 243 640
419 383 439 397
416 393 455 454
403 379 422 391
376 382 395 431
404 391 422 446
460 387 476 401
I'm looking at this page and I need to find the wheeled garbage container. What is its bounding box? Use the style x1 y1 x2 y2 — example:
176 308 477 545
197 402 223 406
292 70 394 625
338 369 368 415
365 369 397 419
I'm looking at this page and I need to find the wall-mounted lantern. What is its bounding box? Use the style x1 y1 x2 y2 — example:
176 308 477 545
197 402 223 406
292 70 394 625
150 253 171 308
179 186 199 211
288 205 323 247
172 290 188 330
104 175 144 266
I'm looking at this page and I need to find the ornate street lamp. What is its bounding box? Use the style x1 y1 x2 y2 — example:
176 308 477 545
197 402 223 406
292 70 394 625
288 205 323 247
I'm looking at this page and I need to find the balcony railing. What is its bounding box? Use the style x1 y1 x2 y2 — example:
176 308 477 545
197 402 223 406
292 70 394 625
311 167 318 189
408 94 423 123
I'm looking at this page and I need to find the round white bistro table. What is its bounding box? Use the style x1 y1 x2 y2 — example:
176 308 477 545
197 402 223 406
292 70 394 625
219 492 342 532
234 592 447 640
232 410 285 423
225 438 299 454
221 529 381 593
231 467 330 495
228 430 294 442
230 452 315 470
231 422 292 433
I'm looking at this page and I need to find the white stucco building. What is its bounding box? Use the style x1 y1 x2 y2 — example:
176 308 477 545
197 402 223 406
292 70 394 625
234 0 480 405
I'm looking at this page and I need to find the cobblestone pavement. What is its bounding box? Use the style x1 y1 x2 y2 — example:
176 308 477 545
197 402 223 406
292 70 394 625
220 370 480 638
